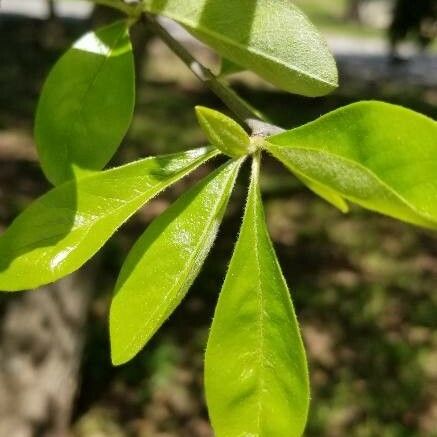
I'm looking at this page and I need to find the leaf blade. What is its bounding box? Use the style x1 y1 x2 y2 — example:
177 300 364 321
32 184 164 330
143 0 338 96
266 101 437 228
35 21 135 185
0 148 218 291
205 154 309 437
195 106 251 157
110 158 243 365
219 58 245 77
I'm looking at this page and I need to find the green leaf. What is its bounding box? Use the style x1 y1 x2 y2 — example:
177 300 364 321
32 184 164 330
35 21 135 185
0 148 218 291
266 101 437 229
110 158 243 365
219 58 244 77
294 173 349 213
205 154 309 437
143 0 338 96
195 106 252 157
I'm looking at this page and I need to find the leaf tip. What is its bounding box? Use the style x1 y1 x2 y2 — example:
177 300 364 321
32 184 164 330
109 325 135 367
110 350 129 367
109 302 133 366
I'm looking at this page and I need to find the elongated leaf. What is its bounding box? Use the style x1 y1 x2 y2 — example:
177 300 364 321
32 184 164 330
0 148 218 291
295 173 349 213
143 0 338 96
35 21 135 185
266 101 437 228
195 106 251 157
205 155 309 437
110 158 243 365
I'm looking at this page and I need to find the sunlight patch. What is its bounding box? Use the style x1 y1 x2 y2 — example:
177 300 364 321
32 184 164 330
74 33 111 56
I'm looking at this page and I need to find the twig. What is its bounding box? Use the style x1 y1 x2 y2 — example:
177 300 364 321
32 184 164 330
142 13 284 137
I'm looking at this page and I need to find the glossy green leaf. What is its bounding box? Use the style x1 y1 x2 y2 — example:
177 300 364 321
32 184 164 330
35 21 135 185
143 0 338 96
195 106 252 157
205 155 309 437
0 148 218 291
266 101 437 228
110 158 243 365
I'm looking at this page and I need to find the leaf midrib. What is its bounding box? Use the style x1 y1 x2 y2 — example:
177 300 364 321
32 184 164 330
149 8 336 87
62 23 128 175
266 143 437 226
116 161 240 359
251 185 267 435
7 152 218 257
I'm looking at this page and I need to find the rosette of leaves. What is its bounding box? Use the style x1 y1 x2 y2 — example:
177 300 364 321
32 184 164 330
0 2 436 436
1 103 436 435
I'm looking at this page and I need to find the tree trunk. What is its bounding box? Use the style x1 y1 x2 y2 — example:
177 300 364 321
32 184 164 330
0 8 153 435
345 0 362 22
47 0 57 21
43 0 66 49
0 267 95 437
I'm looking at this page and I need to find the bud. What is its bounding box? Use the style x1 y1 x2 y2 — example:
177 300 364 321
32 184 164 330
195 106 253 158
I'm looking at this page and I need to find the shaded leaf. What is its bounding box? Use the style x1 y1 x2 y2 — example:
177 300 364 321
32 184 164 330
110 158 243 365
0 148 218 291
266 101 437 228
205 154 309 437
219 58 245 76
143 0 338 96
35 21 135 185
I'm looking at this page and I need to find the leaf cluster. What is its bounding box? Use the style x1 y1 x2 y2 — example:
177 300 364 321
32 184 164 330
1 1 436 436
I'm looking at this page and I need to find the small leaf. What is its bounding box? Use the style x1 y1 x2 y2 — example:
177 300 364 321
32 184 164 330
205 154 309 437
266 101 437 228
143 0 338 96
35 21 135 185
0 148 218 291
195 106 251 157
110 158 243 365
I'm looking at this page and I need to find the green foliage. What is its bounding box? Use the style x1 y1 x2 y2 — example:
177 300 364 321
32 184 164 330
266 101 437 229
205 155 309 437
35 21 135 185
292 172 350 213
195 106 252 157
0 148 217 291
1 2 436 436
143 0 338 96
110 158 243 365
219 58 244 77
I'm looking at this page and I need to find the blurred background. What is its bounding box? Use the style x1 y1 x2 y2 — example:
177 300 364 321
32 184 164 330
0 1 436 436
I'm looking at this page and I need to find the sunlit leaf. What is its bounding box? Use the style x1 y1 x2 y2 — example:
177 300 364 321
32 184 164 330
294 173 349 213
110 158 243 365
266 101 437 228
143 0 338 96
35 21 135 185
0 148 218 291
205 154 309 437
